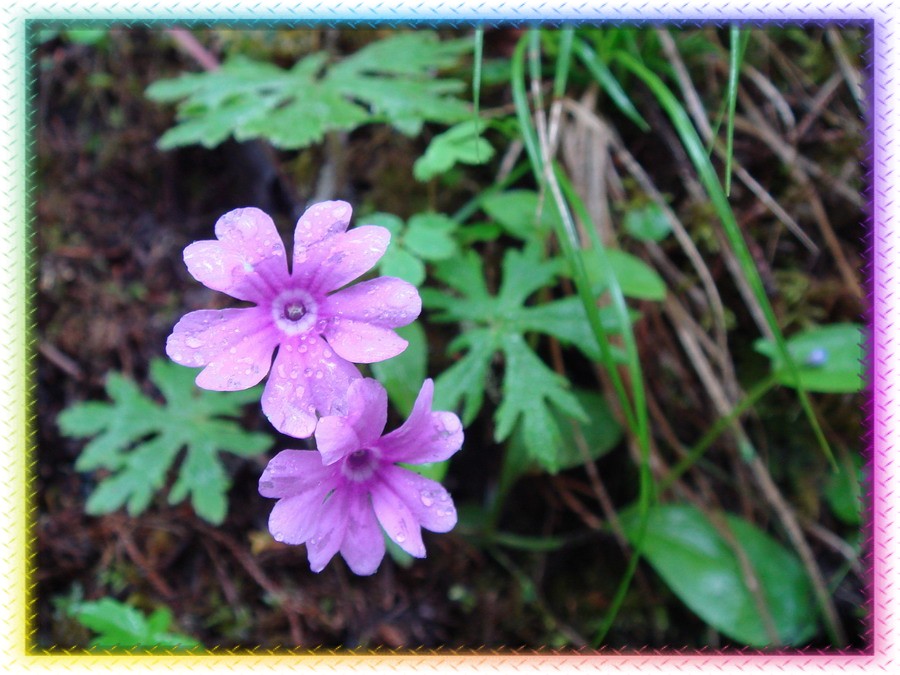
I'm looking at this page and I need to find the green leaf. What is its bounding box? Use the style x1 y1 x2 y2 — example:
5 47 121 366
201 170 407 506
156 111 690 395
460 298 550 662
58 359 272 524
70 598 201 649
754 323 864 393
623 202 672 242
413 120 495 181
404 213 459 260
148 32 472 151
481 189 562 241
495 333 587 473
580 248 667 301
433 329 497 426
427 245 626 472
620 504 819 647
545 388 622 472
370 211 458 286
380 246 426 286
824 454 864 526
370 322 428 418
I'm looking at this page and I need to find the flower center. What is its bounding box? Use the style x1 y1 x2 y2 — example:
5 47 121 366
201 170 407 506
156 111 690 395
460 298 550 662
283 301 307 322
272 289 317 335
341 447 380 482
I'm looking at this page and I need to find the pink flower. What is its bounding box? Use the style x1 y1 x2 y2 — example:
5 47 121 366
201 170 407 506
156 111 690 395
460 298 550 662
258 378 463 575
166 202 421 438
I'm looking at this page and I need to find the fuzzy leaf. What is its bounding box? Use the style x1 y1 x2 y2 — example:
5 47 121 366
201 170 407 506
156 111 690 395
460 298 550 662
58 359 272 524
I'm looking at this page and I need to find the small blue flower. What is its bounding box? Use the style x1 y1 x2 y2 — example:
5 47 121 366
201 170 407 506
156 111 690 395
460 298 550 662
805 348 828 367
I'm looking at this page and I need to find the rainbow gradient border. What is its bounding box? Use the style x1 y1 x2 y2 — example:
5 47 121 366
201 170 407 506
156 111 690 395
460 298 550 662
4 1 892 672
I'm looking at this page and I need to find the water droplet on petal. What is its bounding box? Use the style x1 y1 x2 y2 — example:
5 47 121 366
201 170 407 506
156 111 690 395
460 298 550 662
185 337 204 349
323 349 333 359
273 531 284 542
315 370 323 379
420 490 435 507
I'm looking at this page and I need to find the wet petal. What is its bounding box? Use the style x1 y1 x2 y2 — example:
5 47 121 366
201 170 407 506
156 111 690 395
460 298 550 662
370 478 426 558
307 489 350 573
166 308 278 391
267 483 331 545
321 278 421 363
302 226 391 296
316 378 388 465
322 276 421 327
379 380 464 464
380 465 457 533
323 320 410 364
184 208 288 303
258 449 335 499
339 489 386 576
313 416 361 467
261 335 362 438
292 201 352 269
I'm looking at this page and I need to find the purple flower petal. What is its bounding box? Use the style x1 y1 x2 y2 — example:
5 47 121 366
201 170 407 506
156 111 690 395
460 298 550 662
379 465 457 533
339 489 387 575
307 489 350 573
300 226 391 296
292 201 352 267
268 489 327 546
316 378 387 465
184 208 289 303
167 307 279 391
261 334 362 438
321 277 421 363
379 380 464 465
322 276 421 327
259 450 335 499
370 478 426 558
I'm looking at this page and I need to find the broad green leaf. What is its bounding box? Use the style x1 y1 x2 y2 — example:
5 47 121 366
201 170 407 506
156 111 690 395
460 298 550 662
580 248 667 301
620 504 819 647
70 598 201 649
481 189 563 241
754 323 864 393
624 203 672 242
371 322 428 418
413 120 495 181
148 32 472 151
58 359 272 524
